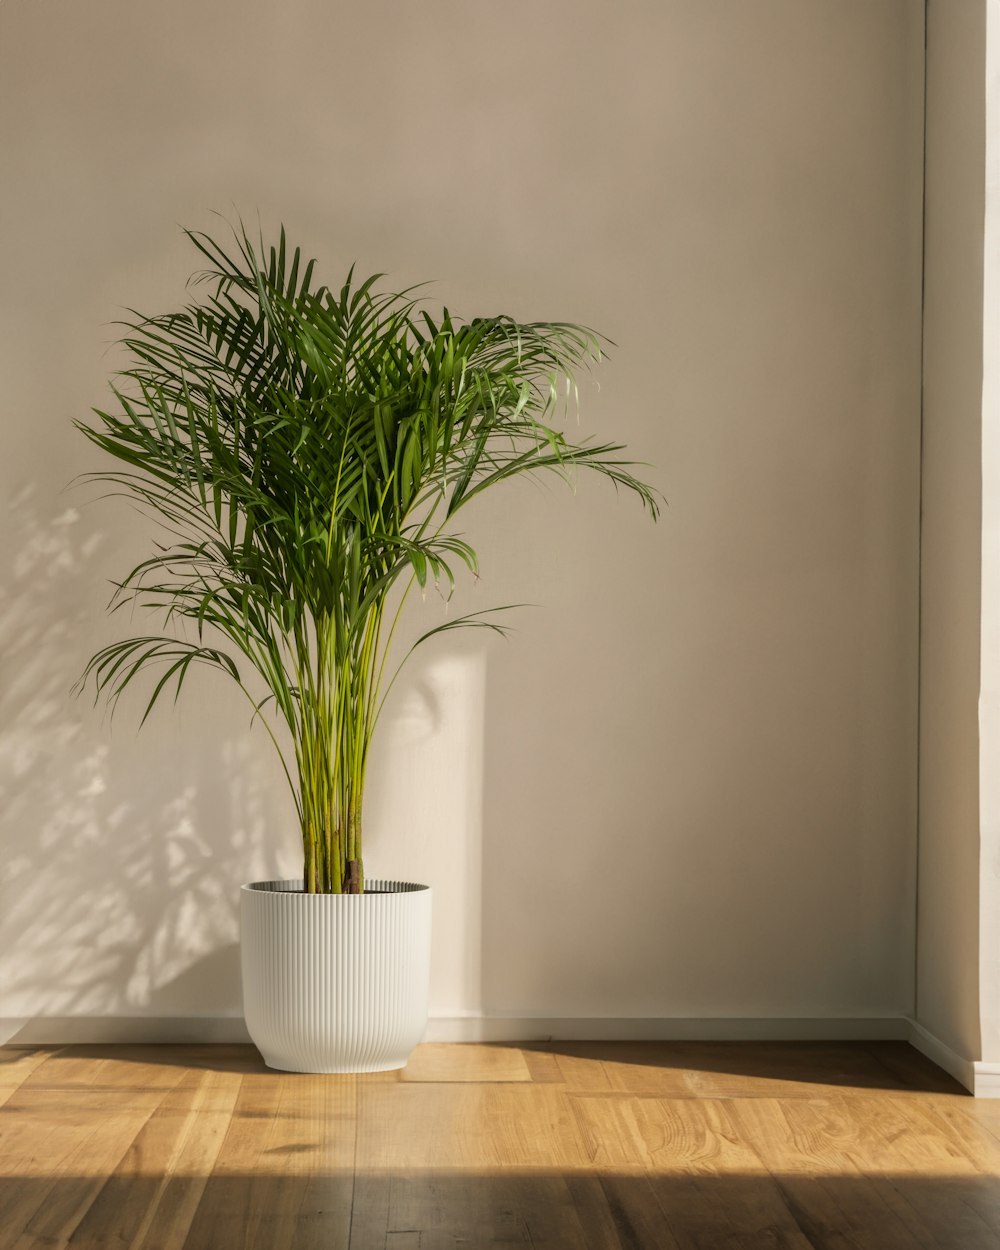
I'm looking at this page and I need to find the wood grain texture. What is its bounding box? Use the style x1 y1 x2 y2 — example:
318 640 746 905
0 1040 993 1249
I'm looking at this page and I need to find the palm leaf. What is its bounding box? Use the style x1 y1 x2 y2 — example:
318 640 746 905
78 219 659 893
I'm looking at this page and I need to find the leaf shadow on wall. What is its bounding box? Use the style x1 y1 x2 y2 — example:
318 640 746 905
0 488 290 1035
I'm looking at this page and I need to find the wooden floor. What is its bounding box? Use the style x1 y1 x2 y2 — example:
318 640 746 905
1 1042 998 1248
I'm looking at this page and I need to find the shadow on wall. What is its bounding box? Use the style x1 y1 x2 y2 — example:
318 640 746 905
0 490 491 1039
0 488 286 1038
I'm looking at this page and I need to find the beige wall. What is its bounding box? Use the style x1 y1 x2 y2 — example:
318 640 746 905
0 0 924 1031
918 0 986 1063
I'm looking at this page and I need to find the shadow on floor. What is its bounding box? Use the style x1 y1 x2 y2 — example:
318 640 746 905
514 1039 966 1096
0 1040 268 1075
4 1169 1000 1249
0 1039 965 1093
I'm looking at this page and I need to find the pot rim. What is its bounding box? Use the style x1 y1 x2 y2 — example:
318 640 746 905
241 877 430 895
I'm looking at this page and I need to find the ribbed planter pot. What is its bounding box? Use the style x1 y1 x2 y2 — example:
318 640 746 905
240 878 432 1074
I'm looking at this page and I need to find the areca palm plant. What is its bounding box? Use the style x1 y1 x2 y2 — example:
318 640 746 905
78 223 658 894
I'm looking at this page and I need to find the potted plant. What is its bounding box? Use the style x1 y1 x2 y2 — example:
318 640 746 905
78 221 658 1072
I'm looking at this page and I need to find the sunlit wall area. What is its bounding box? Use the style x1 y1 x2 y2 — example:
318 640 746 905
0 0 924 1036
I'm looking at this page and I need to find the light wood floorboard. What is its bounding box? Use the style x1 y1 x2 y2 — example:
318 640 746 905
0 1040 993 1249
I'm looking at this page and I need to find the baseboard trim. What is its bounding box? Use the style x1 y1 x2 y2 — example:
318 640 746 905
2 1013 908 1047
906 1019 977 1093
972 1062 1000 1097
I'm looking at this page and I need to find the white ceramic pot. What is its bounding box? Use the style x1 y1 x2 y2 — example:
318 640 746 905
240 878 432 1073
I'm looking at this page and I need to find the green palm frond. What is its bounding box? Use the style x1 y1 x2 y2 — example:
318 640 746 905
78 220 659 892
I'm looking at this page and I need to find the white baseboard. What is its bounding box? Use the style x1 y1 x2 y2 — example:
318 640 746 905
973 1064 1000 1096
2 1013 908 1047
906 1018 977 1093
